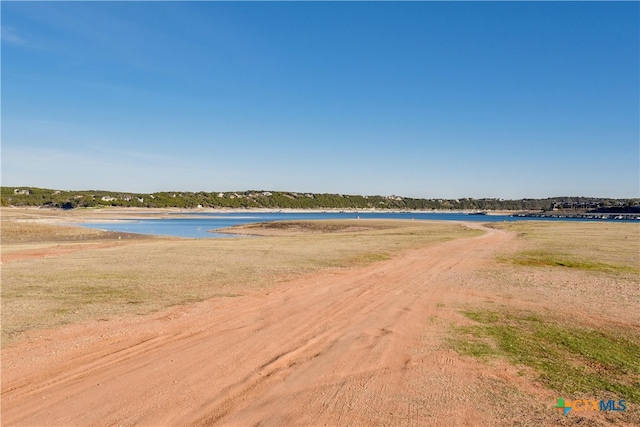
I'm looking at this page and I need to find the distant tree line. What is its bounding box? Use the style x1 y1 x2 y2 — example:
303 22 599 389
2 187 638 212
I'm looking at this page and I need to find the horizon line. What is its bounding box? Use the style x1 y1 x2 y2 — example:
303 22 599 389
2 186 638 202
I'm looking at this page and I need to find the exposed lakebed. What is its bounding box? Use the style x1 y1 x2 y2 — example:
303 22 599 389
72 211 632 239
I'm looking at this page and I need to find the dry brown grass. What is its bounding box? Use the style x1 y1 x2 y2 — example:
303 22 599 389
220 220 392 235
489 221 640 273
1 220 153 244
1 217 480 345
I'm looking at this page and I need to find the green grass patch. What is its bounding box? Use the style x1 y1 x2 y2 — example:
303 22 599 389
504 250 639 274
452 310 640 402
347 251 391 265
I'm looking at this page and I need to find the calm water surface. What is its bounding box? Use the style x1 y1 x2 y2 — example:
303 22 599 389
74 212 629 239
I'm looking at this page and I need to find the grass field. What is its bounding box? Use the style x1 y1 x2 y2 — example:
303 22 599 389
490 221 639 274
453 221 640 412
1 217 480 345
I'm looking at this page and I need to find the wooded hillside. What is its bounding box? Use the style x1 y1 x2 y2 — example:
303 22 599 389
2 187 638 212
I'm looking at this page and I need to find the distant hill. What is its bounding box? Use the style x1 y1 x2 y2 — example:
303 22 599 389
2 187 638 212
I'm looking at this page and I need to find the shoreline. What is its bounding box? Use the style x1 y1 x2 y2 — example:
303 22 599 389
0 206 532 228
3 206 638 224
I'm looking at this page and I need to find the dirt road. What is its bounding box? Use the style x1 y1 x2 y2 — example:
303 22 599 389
2 225 516 426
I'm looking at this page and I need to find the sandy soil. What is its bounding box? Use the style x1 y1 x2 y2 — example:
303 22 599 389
1 219 637 426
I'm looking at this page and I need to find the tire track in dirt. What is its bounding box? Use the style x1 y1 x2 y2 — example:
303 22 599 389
2 223 514 426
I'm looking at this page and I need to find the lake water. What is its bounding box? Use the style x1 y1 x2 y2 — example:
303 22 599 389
74 211 629 239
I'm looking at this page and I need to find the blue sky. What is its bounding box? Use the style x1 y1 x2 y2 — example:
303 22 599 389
2 1 638 199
